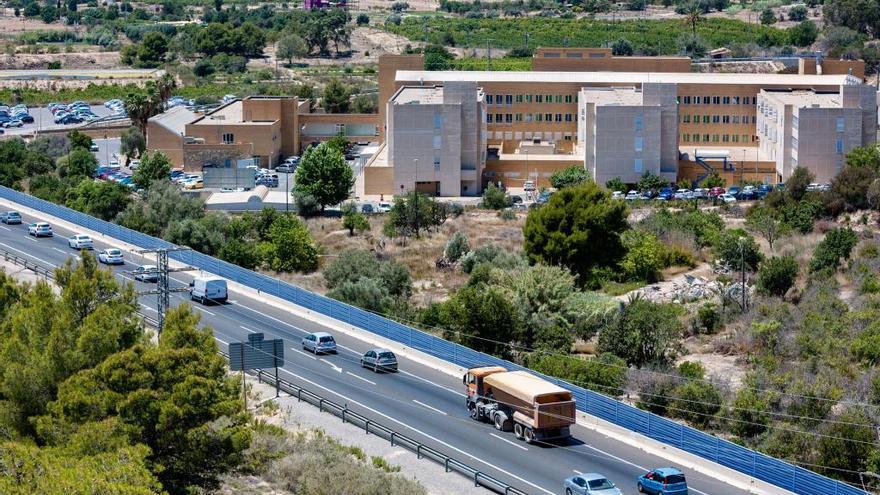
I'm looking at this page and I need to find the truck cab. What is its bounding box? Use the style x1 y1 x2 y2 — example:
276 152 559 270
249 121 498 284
463 366 507 399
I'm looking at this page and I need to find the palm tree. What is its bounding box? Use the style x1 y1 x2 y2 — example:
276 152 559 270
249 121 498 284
124 74 177 134
684 4 703 37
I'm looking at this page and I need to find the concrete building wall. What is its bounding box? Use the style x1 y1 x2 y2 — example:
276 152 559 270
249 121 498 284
484 158 581 189
146 120 185 168
794 107 863 182
378 54 425 142
184 122 282 168
532 47 691 73
643 83 679 176
593 106 663 185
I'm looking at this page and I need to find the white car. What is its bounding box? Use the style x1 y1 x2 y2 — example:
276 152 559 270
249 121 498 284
523 180 536 192
129 159 141 170
674 189 693 200
624 190 641 201
719 193 737 203
98 248 124 265
377 202 392 213
28 222 52 237
134 265 159 282
68 234 93 250
611 191 625 200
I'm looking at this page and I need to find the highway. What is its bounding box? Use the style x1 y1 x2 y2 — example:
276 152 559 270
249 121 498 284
0 207 752 495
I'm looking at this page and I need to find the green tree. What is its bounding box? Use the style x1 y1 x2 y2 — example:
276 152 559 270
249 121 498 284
788 20 818 47
760 7 777 24
262 214 318 272
637 170 667 191
132 151 172 190
60 148 98 179
788 4 808 20
443 231 470 262
342 209 370 236
165 214 228 255
276 33 308 64
745 204 788 252
670 380 723 428
136 31 168 67
846 143 880 170
119 127 146 163
440 285 522 359
756 255 798 298
598 299 683 367
703 173 725 188
713 229 762 271
351 94 377 114
619 229 665 282
328 277 392 313
523 182 629 284
356 12 370 25
66 178 132 221
118 180 204 237
322 78 351 113
293 142 353 212
827 164 876 213
605 177 626 192
729 388 771 438
527 352 628 396
816 407 877 482
787 165 814 201
810 227 858 272
611 38 634 56
481 182 511 209
66 130 93 150
383 191 448 238
550 165 591 189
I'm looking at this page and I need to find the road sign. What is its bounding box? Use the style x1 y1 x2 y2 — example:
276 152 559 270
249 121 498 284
229 333 284 371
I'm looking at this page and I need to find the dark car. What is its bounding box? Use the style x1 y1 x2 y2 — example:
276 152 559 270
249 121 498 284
361 348 398 373
361 203 374 214
658 187 674 200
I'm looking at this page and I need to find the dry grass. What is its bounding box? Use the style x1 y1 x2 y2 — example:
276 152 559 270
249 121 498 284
274 209 525 305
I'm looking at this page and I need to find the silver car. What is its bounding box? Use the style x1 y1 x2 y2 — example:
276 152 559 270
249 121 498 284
98 248 124 265
134 265 159 282
563 473 622 495
302 332 337 354
361 348 398 373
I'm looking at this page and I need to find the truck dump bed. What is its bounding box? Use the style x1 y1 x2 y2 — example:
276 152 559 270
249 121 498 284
484 371 576 429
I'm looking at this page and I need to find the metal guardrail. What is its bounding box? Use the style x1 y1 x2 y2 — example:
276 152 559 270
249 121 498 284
0 246 526 494
225 349 528 495
0 185 869 495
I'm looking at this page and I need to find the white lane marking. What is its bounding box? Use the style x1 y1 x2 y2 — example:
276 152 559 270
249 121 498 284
52 247 67 254
347 371 376 385
291 348 317 360
277 367 555 495
139 303 158 313
412 399 447 416
337 343 360 355
240 325 256 333
578 444 710 495
573 469 582 475
231 301 306 334
0 242 56 267
193 306 216 316
0 225 9 231
320 358 342 373
215 337 229 346
25 236 37 242
399 369 461 396
490 433 528 451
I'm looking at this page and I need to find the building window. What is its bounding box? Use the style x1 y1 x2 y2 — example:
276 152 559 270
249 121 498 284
792 115 799 129
682 133 690 142
732 134 740 143
703 133 710 142
546 94 553 103
536 113 543 122
505 94 513 105
505 113 512 123
565 113 573 122
495 114 503 123
732 96 740 105
432 135 441 149
222 133 234 144
743 96 751 105
722 115 730 123
732 115 740 124
526 113 533 122
836 158 843 170
564 95 573 103
723 96 730 104
712 115 720 123
495 94 503 105
703 96 710 104
515 113 523 122
486 113 492 124
836 139 844 154
555 113 562 122
683 96 691 104
722 134 729 142
682 115 691 124
702 115 710 124
634 158 643 173
634 114 643 130
555 95 563 103
836 117 845 132
744 134 750 142
433 112 442 129
634 136 643 152
712 96 720 105
792 137 799 149
693 95 700 103
486 95 493 104
712 134 719 142
525 95 532 103
535 95 543 103
545 113 552 122
516 95 524 103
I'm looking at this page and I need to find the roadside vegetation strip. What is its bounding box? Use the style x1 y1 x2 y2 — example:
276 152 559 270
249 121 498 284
385 17 790 54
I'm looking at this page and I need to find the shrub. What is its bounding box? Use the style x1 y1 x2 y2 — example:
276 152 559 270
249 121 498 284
527 352 628 396
598 299 683 367
788 5 807 21
694 302 721 334
670 380 723 428
757 255 798 298
460 243 525 273
444 231 470 262
713 229 762 271
550 166 591 189
356 12 369 25
481 182 511 209
605 177 626 192
619 230 664 282
809 227 858 273
730 388 770 438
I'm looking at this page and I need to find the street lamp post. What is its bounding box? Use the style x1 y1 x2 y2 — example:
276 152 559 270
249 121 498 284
413 158 419 236
285 169 289 213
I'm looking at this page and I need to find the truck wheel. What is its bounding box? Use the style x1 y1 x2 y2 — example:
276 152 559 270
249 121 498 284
469 405 478 420
524 428 535 444
513 423 524 440
493 413 504 430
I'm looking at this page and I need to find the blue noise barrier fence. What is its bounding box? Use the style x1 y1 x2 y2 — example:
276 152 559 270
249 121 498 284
0 185 866 495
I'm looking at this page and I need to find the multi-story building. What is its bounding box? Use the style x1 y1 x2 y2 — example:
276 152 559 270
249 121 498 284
385 82 486 196
757 85 878 183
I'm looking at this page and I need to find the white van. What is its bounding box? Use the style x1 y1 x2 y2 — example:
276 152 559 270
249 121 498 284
190 277 228 304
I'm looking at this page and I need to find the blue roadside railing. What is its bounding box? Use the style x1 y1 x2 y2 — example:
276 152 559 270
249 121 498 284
0 185 867 495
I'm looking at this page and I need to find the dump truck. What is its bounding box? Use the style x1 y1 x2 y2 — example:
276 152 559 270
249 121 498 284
463 366 576 443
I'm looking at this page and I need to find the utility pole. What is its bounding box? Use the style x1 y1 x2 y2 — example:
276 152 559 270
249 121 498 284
133 247 196 333
486 39 491 70
739 239 747 312
413 158 419 237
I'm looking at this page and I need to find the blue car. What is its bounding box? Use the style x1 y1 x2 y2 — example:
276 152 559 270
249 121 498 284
637 467 688 495
658 187 673 200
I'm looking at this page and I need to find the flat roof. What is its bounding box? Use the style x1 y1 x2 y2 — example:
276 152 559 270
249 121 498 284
192 100 277 126
149 105 197 135
396 70 856 87
761 90 840 108
580 87 645 106
393 85 444 104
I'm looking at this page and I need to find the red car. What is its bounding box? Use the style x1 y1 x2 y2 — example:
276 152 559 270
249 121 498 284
708 187 725 198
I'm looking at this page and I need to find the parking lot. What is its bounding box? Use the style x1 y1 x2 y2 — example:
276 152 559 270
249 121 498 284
2 104 115 136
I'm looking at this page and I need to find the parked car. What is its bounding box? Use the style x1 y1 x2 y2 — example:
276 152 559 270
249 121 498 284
377 202 392 213
129 159 141 170
757 184 773 198
637 467 688 495
361 203 374 214
184 178 204 190
16 114 33 123
276 164 296 173
719 193 737 203
68 234 94 250
361 348 398 372
658 187 674 200
89 143 99 152
256 174 279 187
0 211 21 224
611 191 625 200
189 277 228 304
708 187 725 198
28 222 53 237
134 265 159 282
625 190 641 201
692 188 708 199
523 180 536 191
673 189 692 200
3 119 23 128
563 473 622 495
302 331 338 354
98 248 124 265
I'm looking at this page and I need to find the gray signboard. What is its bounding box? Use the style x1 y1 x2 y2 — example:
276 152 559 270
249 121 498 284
203 166 256 190
229 333 284 371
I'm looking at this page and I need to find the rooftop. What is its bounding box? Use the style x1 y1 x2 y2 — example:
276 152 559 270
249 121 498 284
149 105 197 135
760 89 840 108
192 100 277 126
579 87 645 106
393 85 444 105
396 70 857 87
